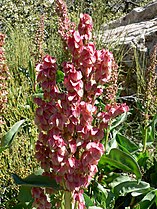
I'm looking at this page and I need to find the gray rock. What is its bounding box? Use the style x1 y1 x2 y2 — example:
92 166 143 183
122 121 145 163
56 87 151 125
103 0 157 29
100 0 157 67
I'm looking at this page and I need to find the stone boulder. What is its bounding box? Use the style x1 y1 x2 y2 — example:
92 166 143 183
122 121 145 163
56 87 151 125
100 0 157 67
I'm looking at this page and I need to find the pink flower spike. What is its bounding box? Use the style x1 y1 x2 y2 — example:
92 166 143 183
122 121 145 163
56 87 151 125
78 13 93 40
34 8 130 206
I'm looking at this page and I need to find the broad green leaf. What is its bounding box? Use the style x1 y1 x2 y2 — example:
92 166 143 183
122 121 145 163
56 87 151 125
99 148 142 180
1 119 25 147
109 175 133 188
12 173 62 190
116 134 138 153
110 112 129 130
101 172 120 185
12 203 27 209
84 193 94 207
56 70 64 83
113 180 150 199
18 186 33 203
106 136 118 153
131 188 151 197
133 190 157 209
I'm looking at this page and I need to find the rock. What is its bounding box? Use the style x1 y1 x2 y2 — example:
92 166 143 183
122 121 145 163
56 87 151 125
100 0 157 68
103 0 157 29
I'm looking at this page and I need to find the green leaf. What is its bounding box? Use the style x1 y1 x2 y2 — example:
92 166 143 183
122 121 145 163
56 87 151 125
155 190 157 206
109 175 150 198
11 203 27 209
101 172 120 185
131 188 151 197
133 190 157 209
18 186 33 203
32 93 43 99
147 113 157 143
133 204 140 209
28 60 36 84
1 119 25 147
110 112 129 130
12 173 62 190
0 146 9 153
116 134 138 153
92 182 108 207
106 191 115 209
106 135 118 153
84 193 94 207
109 175 133 188
99 148 142 180
97 183 108 197
137 151 149 168
56 70 64 83
113 180 150 199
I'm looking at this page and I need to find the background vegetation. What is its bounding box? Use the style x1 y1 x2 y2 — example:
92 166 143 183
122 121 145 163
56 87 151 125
0 0 156 208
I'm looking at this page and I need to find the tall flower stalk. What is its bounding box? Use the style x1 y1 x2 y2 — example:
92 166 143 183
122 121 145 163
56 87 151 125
34 14 45 64
32 1 129 208
0 33 9 126
143 45 157 152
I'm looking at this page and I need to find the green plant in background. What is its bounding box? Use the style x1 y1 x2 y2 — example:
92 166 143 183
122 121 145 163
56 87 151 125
87 125 157 209
12 1 157 209
0 0 156 208
11 1 129 208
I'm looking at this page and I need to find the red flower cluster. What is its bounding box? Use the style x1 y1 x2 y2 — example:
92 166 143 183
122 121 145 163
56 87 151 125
78 13 93 41
33 11 129 209
32 187 52 209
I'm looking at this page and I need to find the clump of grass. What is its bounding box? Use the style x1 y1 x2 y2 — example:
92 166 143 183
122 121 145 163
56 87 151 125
0 27 38 208
5 27 35 76
0 132 38 208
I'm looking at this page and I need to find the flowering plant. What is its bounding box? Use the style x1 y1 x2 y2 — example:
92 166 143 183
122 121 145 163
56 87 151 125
8 1 157 209
0 33 9 125
31 1 129 208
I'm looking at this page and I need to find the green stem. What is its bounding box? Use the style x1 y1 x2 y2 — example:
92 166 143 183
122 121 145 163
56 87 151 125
105 125 111 151
143 124 148 153
61 191 65 209
74 201 78 209
143 106 149 153
64 191 74 209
